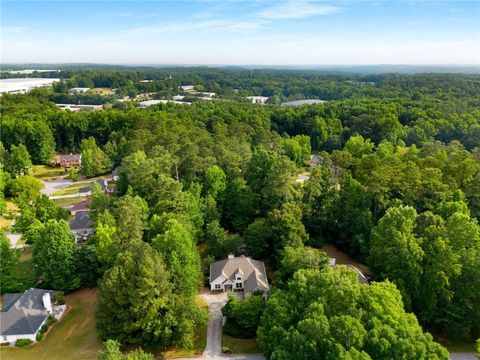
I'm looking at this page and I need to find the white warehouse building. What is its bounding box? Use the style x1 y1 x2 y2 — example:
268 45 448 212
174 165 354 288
0 78 60 95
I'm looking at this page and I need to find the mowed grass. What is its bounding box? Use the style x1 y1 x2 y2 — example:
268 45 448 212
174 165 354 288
52 196 86 208
436 337 476 352
91 87 114 95
52 182 90 196
222 335 261 354
33 165 66 180
5 247 37 293
1 288 102 360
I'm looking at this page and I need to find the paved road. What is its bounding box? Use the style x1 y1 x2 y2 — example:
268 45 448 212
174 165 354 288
450 353 477 360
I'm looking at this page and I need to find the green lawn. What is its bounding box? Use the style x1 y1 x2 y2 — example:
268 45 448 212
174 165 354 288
4 247 37 293
0 288 102 360
52 183 90 196
222 334 261 354
1 289 207 360
33 165 66 180
163 295 208 358
52 196 86 208
437 337 476 352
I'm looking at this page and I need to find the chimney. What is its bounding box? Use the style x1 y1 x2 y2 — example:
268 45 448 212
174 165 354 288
228 254 234 259
42 293 52 313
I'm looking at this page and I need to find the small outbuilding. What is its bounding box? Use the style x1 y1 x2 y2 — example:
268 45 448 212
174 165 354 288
209 254 269 296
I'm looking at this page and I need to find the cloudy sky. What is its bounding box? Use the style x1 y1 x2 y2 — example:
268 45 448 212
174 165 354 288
1 0 479 65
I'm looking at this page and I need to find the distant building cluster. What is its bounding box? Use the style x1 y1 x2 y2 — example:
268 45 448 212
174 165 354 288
56 104 103 112
0 78 60 95
247 96 269 104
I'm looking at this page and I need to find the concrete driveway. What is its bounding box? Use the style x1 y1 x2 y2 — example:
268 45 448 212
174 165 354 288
174 290 264 360
41 177 73 196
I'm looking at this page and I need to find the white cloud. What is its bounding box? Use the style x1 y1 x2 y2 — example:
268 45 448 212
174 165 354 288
2 26 28 33
257 0 342 20
123 19 265 37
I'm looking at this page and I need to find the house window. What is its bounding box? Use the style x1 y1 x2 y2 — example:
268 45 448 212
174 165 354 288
236 276 242 280
236 283 243 289
215 284 221 289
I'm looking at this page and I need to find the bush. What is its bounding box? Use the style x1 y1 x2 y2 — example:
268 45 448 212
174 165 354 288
36 333 44 341
222 346 232 354
15 339 32 347
223 319 256 338
52 292 65 305
1 342 11 347
46 315 56 326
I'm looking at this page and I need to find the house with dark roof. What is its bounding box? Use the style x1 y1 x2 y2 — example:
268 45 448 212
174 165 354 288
69 210 93 242
50 154 81 168
209 254 269 296
0 288 65 345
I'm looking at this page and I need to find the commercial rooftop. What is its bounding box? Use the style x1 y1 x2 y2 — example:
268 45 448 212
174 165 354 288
0 78 60 95
281 99 326 106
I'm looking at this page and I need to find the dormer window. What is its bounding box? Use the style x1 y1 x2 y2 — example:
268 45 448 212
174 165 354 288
236 276 242 281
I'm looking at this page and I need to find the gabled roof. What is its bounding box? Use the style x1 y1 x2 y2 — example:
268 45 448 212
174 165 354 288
69 210 92 230
0 289 54 336
210 255 269 294
59 154 81 162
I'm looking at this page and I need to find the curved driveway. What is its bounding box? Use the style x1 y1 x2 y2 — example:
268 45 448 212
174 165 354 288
173 290 264 360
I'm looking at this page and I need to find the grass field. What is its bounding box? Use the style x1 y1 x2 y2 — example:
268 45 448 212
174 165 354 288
33 165 66 180
52 196 86 208
5 247 37 293
52 182 90 196
222 335 261 354
436 337 476 352
0 289 207 360
0 288 102 360
91 87 114 95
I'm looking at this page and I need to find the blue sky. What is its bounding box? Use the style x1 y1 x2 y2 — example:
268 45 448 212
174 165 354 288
1 0 479 65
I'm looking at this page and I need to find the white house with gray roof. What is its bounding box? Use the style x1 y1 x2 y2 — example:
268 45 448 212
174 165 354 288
0 288 65 345
209 254 269 295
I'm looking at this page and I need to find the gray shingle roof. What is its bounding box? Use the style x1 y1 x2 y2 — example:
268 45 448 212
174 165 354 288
210 255 269 294
69 210 92 230
0 289 54 336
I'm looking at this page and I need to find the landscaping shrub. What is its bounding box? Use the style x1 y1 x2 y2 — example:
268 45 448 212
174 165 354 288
15 339 32 347
52 292 65 305
222 346 232 354
222 294 265 338
223 319 256 338
46 315 56 326
36 333 44 341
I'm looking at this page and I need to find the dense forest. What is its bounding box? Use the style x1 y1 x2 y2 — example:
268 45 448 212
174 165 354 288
1 68 479 359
